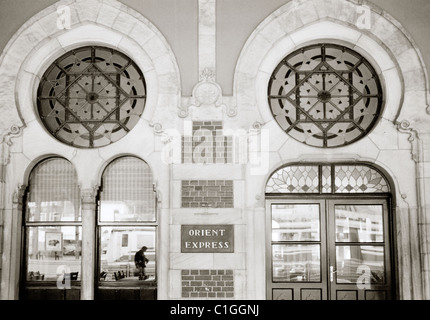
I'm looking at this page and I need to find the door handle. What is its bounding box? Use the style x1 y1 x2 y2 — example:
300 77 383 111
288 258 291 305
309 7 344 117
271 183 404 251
330 266 337 282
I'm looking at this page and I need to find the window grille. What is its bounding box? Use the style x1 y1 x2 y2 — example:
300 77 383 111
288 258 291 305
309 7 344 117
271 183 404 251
268 44 383 148
27 158 81 221
37 46 146 148
99 156 155 222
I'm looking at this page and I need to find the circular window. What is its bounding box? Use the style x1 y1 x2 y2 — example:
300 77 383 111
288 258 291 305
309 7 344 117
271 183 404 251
268 44 383 148
37 46 146 148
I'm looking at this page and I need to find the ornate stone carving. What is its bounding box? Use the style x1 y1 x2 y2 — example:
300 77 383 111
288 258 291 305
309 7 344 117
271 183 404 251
251 121 263 133
12 185 27 205
191 69 223 110
149 121 179 145
178 68 237 118
153 182 162 204
0 125 24 182
396 120 420 163
1 125 23 146
149 122 164 135
81 186 99 204
194 81 220 106
199 67 216 82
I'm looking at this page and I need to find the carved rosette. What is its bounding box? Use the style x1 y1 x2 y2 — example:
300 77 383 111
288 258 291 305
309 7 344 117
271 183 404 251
195 81 220 105
251 121 263 133
178 68 237 118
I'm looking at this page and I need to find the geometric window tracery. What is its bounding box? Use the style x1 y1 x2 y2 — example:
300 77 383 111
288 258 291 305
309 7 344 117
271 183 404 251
265 165 320 193
268 44 383 148
266 164 390 194
37 46 146 148
334 165 389 193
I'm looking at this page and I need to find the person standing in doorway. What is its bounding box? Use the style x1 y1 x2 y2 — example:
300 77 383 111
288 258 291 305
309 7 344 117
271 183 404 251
134 246 149 280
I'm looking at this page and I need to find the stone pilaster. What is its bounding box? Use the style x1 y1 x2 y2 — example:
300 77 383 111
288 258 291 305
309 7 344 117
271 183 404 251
419 132 430 299
198 0 216 79
397 120 430 299
0 126 23 299
80 187 97 300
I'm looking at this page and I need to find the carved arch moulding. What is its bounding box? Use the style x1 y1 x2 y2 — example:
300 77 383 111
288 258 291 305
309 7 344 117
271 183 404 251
0 0 181 152
234 0 429 134
232 0 430 300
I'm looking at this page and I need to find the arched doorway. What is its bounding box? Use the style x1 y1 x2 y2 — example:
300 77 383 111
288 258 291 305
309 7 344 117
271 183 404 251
265 163 395 300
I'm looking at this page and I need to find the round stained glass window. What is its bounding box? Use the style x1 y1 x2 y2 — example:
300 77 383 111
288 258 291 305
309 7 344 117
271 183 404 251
268 44 383 148
37 46 146 148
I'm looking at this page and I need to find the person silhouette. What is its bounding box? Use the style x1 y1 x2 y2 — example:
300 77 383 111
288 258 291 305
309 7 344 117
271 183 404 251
134 246 149 280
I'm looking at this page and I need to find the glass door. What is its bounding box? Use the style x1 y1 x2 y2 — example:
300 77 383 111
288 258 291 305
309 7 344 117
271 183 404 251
267 198 393 300
328 199 392 300
267 200 328 300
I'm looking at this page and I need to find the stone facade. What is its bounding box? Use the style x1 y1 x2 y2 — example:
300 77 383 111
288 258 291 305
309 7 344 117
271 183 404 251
0 0 429 300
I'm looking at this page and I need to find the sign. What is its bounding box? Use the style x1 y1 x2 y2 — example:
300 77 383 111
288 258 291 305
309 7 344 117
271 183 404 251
181 225 234 253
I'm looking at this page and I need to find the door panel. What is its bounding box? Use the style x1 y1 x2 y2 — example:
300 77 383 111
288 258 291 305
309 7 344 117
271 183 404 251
267 198 393 300
267 200 328 300
272 244 322 282
328 199 392 300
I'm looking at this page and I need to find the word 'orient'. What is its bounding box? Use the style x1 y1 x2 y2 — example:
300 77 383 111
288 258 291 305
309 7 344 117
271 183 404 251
181 225 234 253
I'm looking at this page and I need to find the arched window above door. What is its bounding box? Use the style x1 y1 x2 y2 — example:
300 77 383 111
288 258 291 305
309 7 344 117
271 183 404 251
266 164 390 194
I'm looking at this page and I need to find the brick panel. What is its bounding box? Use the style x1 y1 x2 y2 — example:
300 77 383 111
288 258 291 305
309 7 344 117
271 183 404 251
182 269 234 298
181 180 233 208
182 121 233 164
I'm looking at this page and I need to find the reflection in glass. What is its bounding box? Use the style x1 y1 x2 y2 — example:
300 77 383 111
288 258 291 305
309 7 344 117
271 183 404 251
272 204 320 241
99 157 155 222
99 227 156 282
26 226 82 281
335 205 383 242
272 244 320 282
336 246 385 284
27 158 81 222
